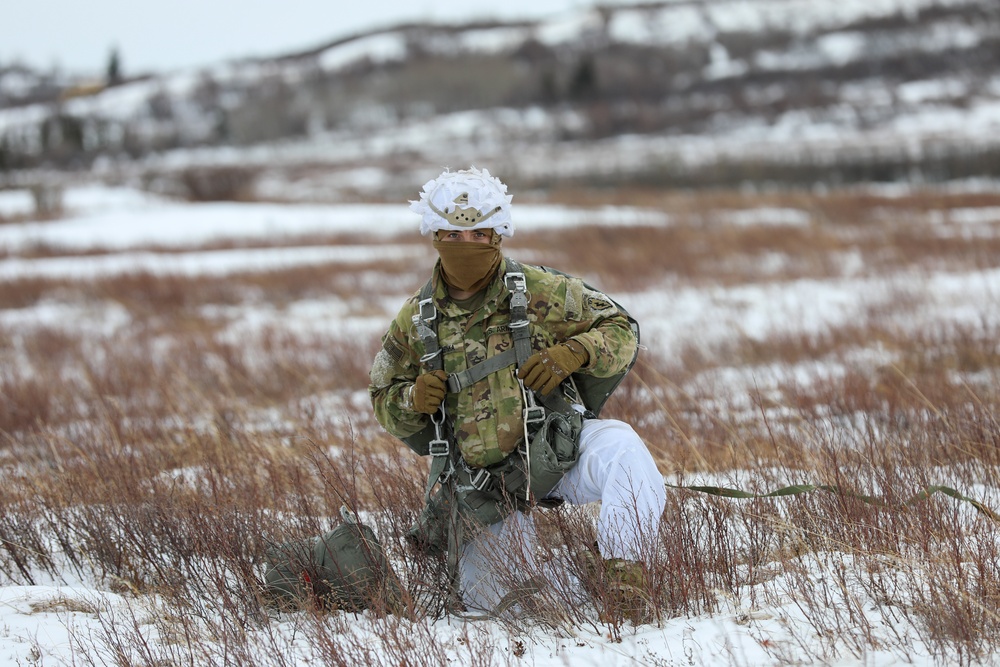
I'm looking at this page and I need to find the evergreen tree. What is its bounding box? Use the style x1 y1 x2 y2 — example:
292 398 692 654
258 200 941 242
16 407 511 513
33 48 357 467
106 47 121 85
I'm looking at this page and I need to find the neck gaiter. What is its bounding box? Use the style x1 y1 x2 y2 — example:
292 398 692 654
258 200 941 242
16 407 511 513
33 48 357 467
432 240 502 293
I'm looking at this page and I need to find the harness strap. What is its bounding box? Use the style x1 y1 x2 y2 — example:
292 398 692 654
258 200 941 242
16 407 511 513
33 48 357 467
504 259 578 418
412 281 457 510
423 411 453 503
535 381 578 417
412 282 443 372
447 349 518 393
504 261 534 366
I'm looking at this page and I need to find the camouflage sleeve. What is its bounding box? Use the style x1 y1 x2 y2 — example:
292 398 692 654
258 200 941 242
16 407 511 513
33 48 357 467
558 280 638 378
368 302 429 440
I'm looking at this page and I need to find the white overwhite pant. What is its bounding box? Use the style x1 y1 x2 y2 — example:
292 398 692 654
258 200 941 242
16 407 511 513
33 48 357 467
458 418 666 612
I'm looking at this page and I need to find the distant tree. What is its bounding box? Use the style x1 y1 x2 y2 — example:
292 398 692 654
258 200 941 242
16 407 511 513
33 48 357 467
106 47 122 85
569 56 597 101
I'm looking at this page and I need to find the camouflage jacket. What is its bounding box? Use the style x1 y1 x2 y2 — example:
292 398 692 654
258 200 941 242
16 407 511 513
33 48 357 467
369 258 637 468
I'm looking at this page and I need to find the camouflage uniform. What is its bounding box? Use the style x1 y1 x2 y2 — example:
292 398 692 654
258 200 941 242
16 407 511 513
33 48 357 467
369 258 637 470
372 167 665 615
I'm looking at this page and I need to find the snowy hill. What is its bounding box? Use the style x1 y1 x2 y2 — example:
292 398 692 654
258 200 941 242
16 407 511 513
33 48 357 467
2 0 999 200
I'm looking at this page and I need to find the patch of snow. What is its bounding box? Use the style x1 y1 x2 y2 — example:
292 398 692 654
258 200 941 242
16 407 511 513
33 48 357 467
0 188 35 217
0 195 669 254
714 208 812 227
898 78 970 105
319 33 408 71
0 244 424 280
816 31 867 66
0 300 131 335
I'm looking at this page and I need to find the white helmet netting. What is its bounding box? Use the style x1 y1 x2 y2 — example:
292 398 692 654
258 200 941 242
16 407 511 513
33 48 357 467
409 167 514 237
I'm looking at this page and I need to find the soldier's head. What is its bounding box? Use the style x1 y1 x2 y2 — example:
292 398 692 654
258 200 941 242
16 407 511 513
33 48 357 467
410 167 513 292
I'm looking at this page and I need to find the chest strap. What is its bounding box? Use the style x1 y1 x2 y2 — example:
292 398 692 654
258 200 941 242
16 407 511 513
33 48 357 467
416 261 578 415
446 349 517 393
504 263 534 367
412 289 443 372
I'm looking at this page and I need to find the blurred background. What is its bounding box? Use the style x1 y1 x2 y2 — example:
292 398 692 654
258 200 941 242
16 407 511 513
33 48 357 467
2 0 999 212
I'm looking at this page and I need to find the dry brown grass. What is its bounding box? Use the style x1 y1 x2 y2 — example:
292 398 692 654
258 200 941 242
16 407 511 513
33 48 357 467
2 185 1000 664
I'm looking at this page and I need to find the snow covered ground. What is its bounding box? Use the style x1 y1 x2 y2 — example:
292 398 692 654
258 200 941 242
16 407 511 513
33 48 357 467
2 185 1000 666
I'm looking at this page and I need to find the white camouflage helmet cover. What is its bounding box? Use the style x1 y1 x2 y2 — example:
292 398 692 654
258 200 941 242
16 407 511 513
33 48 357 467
409 167 514 237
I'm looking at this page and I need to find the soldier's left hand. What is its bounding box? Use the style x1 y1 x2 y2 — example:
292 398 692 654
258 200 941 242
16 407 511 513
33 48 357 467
518 340 589 395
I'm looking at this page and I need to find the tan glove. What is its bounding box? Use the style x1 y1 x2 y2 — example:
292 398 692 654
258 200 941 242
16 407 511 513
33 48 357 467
517 340 589 396
410 370 448 414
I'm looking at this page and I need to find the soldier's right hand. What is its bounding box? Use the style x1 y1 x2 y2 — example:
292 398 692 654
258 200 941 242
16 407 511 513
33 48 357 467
411 370 448 414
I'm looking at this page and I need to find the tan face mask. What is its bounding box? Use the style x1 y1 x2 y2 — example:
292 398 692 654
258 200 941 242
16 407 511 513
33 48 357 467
432 236 502 293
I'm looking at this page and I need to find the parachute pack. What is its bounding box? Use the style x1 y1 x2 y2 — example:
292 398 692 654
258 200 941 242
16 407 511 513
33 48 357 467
263 507 405 613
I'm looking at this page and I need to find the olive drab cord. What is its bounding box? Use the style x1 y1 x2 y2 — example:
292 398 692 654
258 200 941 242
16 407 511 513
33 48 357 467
667 482 1000 523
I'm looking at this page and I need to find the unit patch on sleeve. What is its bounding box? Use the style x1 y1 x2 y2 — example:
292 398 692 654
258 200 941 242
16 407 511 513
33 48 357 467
584 291 616 314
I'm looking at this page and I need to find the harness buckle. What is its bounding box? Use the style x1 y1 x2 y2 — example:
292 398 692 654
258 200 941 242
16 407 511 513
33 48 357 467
523 405 546 425
428 438 449 458
468 467 493 492
418 297 437 323
506 273 529 311
505 271 526 294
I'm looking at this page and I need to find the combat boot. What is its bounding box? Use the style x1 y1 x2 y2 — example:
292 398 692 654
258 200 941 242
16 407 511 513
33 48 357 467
577 548 654 625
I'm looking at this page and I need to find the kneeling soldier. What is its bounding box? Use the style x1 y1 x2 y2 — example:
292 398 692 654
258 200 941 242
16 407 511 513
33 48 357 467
369 167 666 621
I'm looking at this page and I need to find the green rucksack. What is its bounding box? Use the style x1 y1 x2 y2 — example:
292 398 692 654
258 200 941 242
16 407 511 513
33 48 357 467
263 508 405 613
